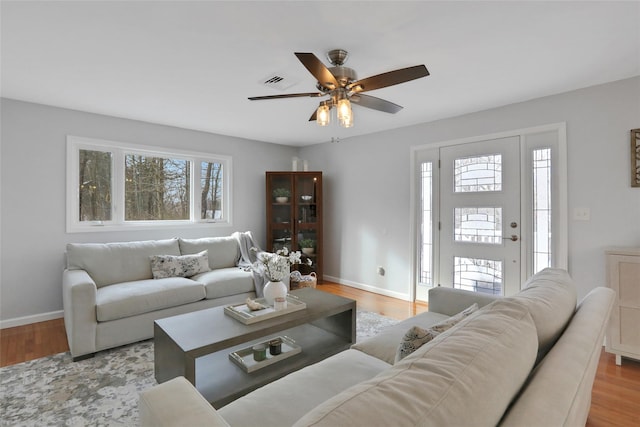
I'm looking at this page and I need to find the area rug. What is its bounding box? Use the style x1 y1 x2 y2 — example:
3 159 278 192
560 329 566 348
0 310 398 426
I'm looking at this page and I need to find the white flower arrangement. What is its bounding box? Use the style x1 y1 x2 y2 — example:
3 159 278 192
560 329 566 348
252 246 312 282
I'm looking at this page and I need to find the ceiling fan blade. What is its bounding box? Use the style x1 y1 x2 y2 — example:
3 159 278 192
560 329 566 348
248 92 324 101
308 109 317 122
347 65 429 93
295 52 340 90
350 94 403 114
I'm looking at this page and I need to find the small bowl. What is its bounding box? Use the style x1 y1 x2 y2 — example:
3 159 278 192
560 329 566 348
301 195 313 202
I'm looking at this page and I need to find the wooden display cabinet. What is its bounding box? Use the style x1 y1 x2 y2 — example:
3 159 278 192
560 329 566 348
266 171 322 282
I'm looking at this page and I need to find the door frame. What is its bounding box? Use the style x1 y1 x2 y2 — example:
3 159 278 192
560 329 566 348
409 122 568 301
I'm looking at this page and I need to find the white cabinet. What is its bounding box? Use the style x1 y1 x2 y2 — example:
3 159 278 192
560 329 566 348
605 248 640 365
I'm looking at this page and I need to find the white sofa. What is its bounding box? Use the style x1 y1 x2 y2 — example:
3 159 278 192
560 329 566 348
139 268 615 426
63 234 260 360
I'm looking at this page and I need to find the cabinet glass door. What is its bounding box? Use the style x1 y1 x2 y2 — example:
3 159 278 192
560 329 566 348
294 174 320 274
268 174 293 252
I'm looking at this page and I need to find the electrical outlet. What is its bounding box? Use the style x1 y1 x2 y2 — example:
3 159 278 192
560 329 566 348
573 207 591 221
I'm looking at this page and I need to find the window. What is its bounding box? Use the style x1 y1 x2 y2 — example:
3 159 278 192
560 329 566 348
532 148 552 272
454 154 502 192
453 256 502 295
419 161 434 285
201 161 224 220
454 207 502 244
124 154 190 221
67 136 231 232
79 148 112 221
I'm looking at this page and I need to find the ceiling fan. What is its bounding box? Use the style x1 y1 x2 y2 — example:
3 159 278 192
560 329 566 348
248 49 429 128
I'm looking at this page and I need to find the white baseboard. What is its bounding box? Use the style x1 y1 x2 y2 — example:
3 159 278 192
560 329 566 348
0 310 64 329
323 275 412 302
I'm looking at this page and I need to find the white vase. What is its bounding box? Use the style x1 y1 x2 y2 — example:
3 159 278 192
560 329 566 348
263 280 288 306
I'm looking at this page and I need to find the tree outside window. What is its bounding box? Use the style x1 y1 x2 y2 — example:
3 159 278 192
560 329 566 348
68 136 231 231
124 155 190 221
79 149 112 221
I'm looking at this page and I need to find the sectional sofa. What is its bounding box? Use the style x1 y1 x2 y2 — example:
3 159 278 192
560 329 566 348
63 233 261 360
139 268 615 426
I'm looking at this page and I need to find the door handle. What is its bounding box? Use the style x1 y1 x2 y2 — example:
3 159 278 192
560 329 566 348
503 235 519 242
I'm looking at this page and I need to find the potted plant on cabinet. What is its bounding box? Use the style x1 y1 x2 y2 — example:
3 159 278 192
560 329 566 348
273 188 291 203
299 238 315 256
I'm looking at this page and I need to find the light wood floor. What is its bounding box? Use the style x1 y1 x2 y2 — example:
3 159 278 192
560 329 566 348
1 283 638 425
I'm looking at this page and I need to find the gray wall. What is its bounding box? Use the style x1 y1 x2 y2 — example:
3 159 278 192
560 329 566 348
0 98 296 324
2 76 639 325
301 76 640 301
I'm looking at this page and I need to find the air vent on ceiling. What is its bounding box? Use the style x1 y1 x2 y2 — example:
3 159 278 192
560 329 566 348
259 72 299 91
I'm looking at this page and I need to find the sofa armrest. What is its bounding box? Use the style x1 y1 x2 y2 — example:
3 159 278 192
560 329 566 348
428 286 500 316
62 269 98 358
139 377 230 427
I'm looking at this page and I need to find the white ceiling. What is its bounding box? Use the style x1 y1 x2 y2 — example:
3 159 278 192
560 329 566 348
2 1 639 146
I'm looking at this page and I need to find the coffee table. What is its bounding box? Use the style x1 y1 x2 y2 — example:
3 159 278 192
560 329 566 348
154 288 356 408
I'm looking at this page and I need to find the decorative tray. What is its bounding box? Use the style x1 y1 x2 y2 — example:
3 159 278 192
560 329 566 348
224 295 306 325
229 336 301 373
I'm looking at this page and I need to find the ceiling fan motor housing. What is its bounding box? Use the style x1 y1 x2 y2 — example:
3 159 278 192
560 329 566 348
317 66 357 91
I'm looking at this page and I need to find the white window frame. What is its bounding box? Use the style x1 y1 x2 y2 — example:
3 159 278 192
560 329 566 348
66 135 232 233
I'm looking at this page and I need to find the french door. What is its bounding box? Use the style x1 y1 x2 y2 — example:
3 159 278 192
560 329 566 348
439 137 521 296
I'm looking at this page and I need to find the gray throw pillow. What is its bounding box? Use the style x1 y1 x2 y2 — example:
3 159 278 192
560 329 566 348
395 303 478 362
150 250 210 279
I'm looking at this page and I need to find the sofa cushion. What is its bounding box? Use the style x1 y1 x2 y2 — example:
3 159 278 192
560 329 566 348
67 239 181 287
507 268 577 362
395 303 478 362
191 267 255 299
351 310 450 364
95 277 205 321
500 287 615 427
219 349 390 427
179 236 239 270
294 299 538 427
150 250 210 279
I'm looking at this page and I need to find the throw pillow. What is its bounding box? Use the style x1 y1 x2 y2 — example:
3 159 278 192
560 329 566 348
150 250 210 279
395 303 478 362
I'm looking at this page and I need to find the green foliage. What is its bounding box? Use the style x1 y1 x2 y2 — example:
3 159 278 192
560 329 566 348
299 238 315 248
272 188 291 197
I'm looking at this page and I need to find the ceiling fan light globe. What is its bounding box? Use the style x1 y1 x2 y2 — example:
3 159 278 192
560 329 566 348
317 104 331 126
337 98 352 121
339 111 353 128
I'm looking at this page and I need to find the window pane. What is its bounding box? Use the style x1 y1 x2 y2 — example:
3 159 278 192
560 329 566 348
201 161 224 220
79 149 112 221
454 207 502 244
124 155 190 220
420 162 433 285
453 256 502 295
533 148 552 272
454 154 502 192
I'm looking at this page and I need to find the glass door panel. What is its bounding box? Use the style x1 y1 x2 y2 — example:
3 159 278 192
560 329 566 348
267 174 293 252
294 173 320 274
440 136 521 296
